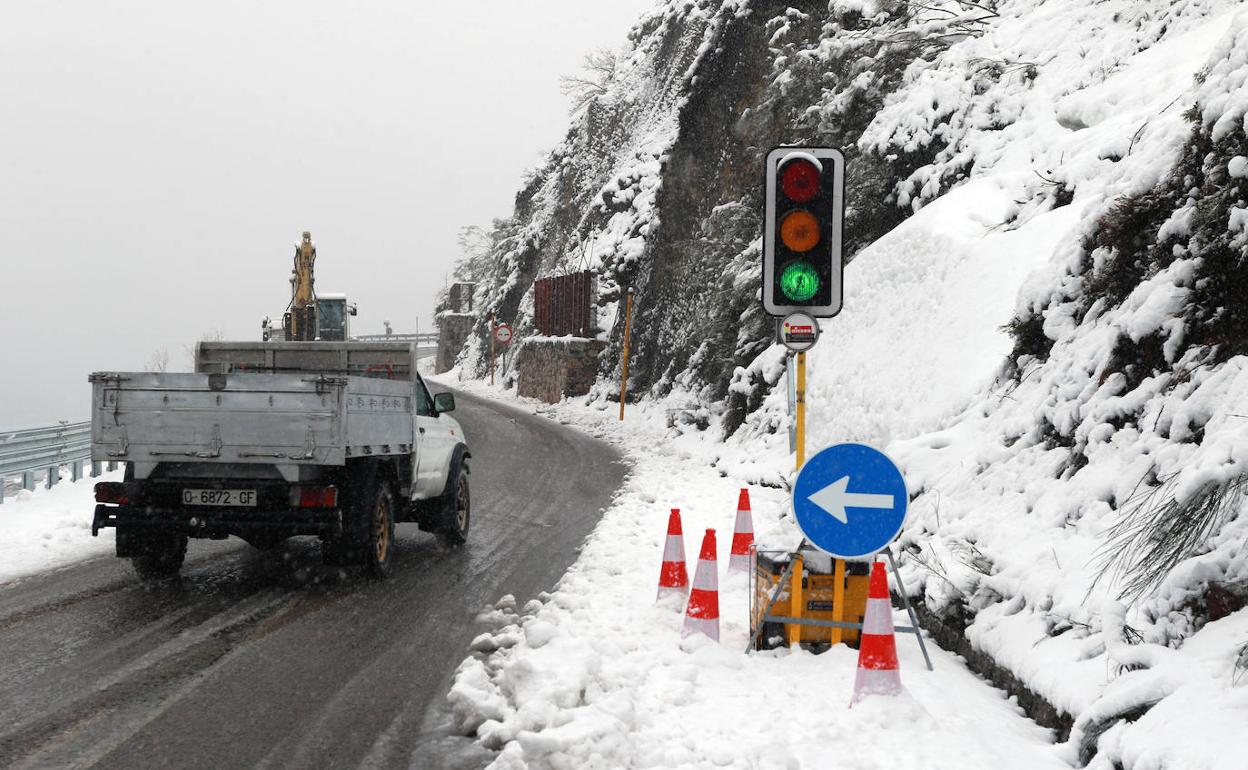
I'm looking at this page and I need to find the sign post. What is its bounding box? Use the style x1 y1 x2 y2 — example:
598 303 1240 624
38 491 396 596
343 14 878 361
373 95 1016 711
493 323 513 380
619 288 635 421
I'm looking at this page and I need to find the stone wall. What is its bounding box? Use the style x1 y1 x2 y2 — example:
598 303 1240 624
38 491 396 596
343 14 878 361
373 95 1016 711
436 314 475 374
514 337 607 404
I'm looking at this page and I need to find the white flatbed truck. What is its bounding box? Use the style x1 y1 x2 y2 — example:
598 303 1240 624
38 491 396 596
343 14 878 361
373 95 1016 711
89 341 470 578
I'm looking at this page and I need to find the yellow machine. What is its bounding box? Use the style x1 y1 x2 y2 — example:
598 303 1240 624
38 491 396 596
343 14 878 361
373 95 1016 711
750 549 871 649
287 231 318 341
261 231 355 342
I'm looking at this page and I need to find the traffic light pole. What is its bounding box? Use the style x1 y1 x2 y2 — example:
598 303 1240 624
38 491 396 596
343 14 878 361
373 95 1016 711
795 351 806 467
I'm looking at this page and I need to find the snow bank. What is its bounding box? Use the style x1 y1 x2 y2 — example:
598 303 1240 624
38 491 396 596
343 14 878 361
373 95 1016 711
0 469 119 583
434 372 1067 770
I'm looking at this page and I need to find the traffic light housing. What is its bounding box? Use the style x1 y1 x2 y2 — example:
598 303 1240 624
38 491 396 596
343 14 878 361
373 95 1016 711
762 147 845 317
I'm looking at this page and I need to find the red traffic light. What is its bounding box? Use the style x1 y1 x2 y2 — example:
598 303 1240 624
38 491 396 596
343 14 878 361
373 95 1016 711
779 158 820 203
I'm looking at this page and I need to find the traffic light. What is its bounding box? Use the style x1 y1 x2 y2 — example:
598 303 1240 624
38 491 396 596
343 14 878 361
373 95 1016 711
762 147 845 317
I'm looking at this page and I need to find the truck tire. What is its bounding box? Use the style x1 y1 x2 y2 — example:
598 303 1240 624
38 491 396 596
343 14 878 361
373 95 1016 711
363 482 396 578
435 463 470 547
130 533 188 579
342 462 396 578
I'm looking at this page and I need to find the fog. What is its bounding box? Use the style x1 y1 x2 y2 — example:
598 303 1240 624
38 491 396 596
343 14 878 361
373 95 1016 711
0 0 650 426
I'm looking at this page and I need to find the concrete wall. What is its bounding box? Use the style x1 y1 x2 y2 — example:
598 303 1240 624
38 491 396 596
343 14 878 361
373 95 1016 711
514 337 607 404
436 314 475 374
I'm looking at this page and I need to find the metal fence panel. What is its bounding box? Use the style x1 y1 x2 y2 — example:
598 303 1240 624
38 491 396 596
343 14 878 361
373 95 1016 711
534 271 594 338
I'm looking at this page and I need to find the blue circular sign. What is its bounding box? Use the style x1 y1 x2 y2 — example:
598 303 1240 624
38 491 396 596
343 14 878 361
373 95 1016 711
792 443 908 559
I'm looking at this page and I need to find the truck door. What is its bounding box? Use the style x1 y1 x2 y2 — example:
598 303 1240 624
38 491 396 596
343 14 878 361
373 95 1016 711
413 376 454 497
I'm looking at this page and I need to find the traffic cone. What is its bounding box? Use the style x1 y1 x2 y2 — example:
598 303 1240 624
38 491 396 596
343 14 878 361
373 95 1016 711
683 529 720 641
657 509 689 600
728 488 754 573
850 560 902 705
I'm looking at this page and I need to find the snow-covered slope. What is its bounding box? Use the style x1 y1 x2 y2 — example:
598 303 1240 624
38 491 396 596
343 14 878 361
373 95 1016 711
448 1 1248 766
729 0 1248 765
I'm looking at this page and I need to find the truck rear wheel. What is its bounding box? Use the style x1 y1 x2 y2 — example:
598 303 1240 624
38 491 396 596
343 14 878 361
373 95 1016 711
130 533 188 579
363 483 396 578
340 462 396 578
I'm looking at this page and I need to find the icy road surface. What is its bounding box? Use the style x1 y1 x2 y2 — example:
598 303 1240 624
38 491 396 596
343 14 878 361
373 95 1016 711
0 388 625 769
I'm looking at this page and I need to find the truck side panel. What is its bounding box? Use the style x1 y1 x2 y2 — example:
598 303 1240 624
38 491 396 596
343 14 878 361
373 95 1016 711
343 377 415 459
91 372 415 481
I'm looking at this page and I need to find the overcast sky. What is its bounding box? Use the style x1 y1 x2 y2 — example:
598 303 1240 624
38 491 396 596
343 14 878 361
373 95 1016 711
0 0 651 426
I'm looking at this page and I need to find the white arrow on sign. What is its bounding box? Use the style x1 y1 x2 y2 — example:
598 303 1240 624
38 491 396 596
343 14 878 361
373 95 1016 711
808 476 895 524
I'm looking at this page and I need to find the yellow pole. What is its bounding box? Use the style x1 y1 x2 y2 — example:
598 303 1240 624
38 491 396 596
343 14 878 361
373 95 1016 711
787 351 808 647
799 350 847 643
490 315 496 386
831 557 846 645
618 289 635 421
796 352 807 468
788 552 805 647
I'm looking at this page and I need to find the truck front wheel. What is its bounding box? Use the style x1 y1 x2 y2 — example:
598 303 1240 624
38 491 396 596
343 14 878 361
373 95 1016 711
436 465 470 547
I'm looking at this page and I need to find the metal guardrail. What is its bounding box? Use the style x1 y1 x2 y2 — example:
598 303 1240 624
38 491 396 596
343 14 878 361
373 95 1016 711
0 421 115 504
351 333 439 343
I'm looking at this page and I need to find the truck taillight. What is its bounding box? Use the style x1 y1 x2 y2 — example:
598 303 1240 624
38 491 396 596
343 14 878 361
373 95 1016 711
95 482 130 505
292 486 338 508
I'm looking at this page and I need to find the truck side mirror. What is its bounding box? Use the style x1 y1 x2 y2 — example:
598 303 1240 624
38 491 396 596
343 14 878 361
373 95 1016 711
433 393 456 413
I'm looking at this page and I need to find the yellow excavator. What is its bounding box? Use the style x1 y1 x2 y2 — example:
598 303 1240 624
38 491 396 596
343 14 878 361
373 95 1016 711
262 231 356 341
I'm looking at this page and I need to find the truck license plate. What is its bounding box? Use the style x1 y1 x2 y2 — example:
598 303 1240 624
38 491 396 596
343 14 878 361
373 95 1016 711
182 489 257 507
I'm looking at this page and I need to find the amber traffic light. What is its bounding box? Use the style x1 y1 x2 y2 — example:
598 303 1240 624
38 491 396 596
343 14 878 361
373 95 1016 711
762 148 845 317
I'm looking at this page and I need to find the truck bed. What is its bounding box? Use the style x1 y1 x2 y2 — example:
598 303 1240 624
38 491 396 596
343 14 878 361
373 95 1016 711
90 371 414 481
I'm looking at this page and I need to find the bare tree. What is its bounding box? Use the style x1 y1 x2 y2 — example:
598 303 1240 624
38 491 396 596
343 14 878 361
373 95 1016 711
456 225 492 263
145 347 169 373
559 48 618 114
182 328 229 369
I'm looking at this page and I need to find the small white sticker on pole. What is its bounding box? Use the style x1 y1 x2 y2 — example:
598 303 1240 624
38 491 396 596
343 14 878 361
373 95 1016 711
779 312 820 352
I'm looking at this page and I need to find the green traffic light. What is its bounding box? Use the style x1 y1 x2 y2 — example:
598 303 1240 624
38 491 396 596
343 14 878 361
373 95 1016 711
780 261 820 302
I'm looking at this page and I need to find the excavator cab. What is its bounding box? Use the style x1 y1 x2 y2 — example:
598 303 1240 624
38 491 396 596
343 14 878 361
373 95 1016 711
315 294 356 341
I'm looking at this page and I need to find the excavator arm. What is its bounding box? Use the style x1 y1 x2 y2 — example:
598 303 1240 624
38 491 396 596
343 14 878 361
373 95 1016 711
286 231 318 341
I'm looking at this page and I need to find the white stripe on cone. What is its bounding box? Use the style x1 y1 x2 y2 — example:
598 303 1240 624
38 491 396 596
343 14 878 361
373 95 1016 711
861 597 895 636
690 558 718 591
682 615 719 641
852 666 902 698
662 534 684 562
